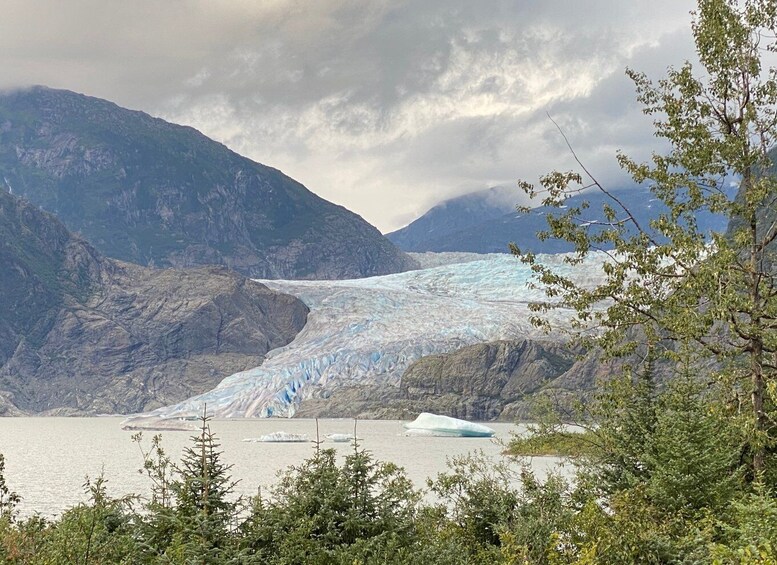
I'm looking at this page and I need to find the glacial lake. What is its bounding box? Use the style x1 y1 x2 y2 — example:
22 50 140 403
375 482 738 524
0 418 568 517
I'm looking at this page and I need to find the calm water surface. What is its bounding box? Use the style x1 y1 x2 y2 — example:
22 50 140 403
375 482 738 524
0 418 567 517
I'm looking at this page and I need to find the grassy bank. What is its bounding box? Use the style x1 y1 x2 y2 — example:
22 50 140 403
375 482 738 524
506 429 599 458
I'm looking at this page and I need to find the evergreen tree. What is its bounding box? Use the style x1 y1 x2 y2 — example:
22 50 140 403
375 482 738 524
241 444 421 564
33 475 138 564
134 411 240 563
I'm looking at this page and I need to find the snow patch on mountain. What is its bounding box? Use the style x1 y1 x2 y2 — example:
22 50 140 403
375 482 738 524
123 253 607 424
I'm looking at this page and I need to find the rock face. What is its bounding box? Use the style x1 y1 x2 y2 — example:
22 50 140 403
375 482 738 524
0 188 308 414
0 86 416 279
396 340 580 421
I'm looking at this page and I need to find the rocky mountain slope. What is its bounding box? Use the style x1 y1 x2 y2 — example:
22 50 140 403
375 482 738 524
0 188 308 415
0 86 416 279
387 184 729 254
392 340 625 421
397 340 578 420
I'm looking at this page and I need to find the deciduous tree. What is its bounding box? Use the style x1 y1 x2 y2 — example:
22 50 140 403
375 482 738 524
514 0 777 479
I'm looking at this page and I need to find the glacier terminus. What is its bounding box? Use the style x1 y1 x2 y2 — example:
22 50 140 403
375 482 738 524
122 253 608 427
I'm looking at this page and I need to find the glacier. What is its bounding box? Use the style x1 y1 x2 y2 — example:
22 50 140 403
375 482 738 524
122 253 607 426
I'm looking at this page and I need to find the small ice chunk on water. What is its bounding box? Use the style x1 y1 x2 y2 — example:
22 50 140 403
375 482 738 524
325 433 356 443
121 416 196 432
403 413 495 438
243 432 309 443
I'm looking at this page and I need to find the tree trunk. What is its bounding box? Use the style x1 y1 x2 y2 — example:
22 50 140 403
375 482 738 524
749 197 765 477
752 343 765 476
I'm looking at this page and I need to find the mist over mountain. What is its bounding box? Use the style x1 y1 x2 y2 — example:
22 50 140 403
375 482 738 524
388 184 731 254
0 86 416 280
386 185 519 250
0 187 308 415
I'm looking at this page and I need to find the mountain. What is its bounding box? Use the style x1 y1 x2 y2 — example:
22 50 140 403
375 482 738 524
0 86 416 279
0 188 308 415
120 253 611 426
387 184 730 254
386 185 517 251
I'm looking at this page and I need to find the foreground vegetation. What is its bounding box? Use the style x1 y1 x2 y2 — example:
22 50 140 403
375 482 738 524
0 388 773 564
507 429 599 458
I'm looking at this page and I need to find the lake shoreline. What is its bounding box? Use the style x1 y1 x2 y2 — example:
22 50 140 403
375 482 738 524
0 417 568 518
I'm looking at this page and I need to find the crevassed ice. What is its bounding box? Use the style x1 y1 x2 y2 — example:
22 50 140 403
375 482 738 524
123 253 607 425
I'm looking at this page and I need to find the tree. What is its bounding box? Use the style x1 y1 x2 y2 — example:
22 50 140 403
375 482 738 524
513 0 777 480
134 411 240 563
32 475 138 564
0 454 19 523
241 444 422 564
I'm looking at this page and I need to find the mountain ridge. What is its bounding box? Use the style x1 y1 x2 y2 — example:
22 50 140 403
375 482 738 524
388 183 730 254
0 86 416 279
386 185 517 250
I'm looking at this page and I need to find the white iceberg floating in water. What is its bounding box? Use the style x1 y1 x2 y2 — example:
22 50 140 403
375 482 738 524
121 417 196 432
242 432 309 443
403 413 495 438
325 433 356 443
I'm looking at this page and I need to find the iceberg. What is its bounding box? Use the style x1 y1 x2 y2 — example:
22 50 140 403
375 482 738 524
123 253 608 425
403 413 495 438
325 433 357 443
120 417 196 432
242 432 309 443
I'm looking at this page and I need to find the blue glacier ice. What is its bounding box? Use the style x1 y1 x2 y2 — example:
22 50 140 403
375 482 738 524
122 253 607 426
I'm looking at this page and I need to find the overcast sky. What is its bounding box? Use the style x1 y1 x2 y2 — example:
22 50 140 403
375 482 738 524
0 1 698 232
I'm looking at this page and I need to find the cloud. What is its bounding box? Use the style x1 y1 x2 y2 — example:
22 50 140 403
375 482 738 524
0 0 698 231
